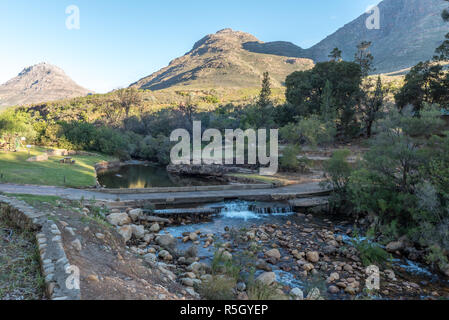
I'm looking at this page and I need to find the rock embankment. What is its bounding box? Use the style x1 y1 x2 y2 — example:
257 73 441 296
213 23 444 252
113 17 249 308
166 164 255 177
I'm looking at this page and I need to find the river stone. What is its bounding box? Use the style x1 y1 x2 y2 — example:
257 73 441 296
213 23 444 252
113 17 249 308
131 224 145 239
290 288 304 300
236 282 246 292
221 251 232 261
303 263 314 271
187 262 203 274
158 250 173 261
265 249 281 260
327 272 340 282
256 259 272 272
149 223 160 233
345 286 358 295
184 246 198 258
95 233 105 240
201 274 213 282
306 287 322 300
156 234 176 250
107 212 131 226
71 239 82 251
184 272 196 279
117 225 132 242
328 285 340 294
144 253 157 264
384 269 396 281
189 232 198 241
386 240 405 252
128 208 143 221
181 278 195 287
306 251 320 263
256 272 276 286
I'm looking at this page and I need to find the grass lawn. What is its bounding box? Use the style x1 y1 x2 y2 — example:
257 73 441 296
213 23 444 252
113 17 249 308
0 147 115 188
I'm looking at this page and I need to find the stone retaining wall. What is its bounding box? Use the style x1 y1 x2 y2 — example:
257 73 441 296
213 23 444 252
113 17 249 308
0 196 81 300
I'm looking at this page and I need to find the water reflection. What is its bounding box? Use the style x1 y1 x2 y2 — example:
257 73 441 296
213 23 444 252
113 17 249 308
97 164 225 189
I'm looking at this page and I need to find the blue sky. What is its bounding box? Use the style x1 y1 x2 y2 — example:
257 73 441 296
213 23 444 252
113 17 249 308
0 0 381 93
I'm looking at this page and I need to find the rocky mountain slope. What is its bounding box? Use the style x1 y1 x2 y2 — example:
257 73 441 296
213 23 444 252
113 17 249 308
131 29 315 91
247 0 448 73
0 63 91 108
134 0 448 91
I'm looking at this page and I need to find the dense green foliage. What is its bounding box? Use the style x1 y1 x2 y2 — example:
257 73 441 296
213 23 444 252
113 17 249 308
395 61 449 111
0 109 36 151
285 61 362 138
325 105 449 270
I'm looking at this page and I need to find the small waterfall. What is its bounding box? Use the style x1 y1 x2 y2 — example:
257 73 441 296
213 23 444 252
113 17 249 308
207 201 294 221
249 204 293 215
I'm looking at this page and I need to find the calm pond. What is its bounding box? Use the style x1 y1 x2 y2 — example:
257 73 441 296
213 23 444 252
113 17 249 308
97 164 225 189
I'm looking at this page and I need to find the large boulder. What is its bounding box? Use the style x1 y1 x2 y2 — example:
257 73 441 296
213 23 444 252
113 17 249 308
184 246 198 259
306 287 322 300
256 272 277 286
117 225 132 242
156 234 176 250
128 209 143 222
158 250 173 261
149 223 160 233
306 251 320 263
131 224 145 239
265 249 281 260
144 253 157 264
386 240 405 253
290 288 304 300
107 212 131 226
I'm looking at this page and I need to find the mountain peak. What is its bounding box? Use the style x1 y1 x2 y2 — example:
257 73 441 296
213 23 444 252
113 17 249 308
17 62 65 77
190 28 260 53
131 29 314 91
0 63 91 107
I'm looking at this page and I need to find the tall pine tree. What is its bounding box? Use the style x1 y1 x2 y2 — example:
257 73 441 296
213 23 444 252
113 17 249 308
258 71 272 107
354 41 375 77
329 48 342 62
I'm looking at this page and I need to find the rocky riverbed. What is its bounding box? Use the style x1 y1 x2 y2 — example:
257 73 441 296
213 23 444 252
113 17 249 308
107 201 449 300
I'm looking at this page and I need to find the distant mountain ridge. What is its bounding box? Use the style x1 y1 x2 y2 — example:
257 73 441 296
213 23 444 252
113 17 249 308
133 0 448 91
245 0 448 73
0 62 91 108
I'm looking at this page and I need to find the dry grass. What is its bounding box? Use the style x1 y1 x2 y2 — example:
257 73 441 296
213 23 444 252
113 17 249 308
0 217 44 300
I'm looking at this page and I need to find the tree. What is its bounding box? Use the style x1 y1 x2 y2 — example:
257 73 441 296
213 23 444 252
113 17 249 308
328 47 342 62
395 61 447 111
0 110 36 151
258 72 272 107
348 106 444 217
320 80 337 123
359 76 386 137
354 41 375 77
285 61 362 138
114 88 142 118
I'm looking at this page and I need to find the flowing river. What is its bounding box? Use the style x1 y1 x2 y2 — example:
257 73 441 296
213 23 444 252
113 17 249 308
163 200 449 299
